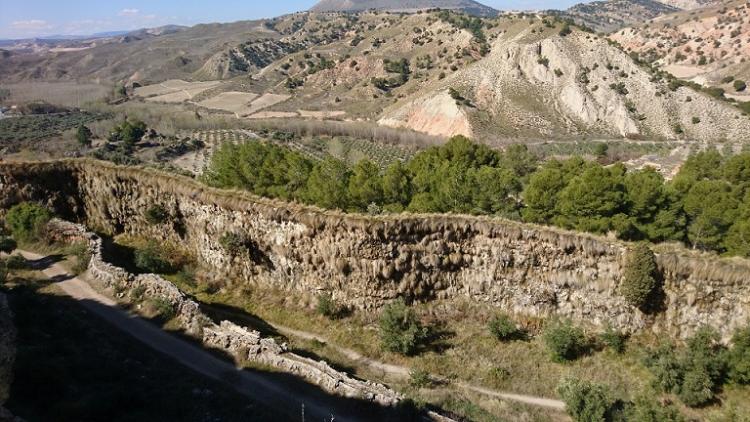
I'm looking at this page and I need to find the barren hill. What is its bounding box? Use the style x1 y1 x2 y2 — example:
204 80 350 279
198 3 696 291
377 16 750 142
557 0 680 33
610 0 750 97
310 0 498 16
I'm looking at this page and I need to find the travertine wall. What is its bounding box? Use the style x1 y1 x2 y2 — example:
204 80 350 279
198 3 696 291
48 219 402 406
1 160 749 341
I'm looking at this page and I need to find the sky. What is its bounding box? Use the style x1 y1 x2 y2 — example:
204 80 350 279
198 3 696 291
0 0 586 39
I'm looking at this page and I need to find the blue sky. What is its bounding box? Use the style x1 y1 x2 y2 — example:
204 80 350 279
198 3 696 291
0 1 585 39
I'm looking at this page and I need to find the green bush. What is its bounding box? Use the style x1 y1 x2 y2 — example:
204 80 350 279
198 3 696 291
150 298 176 321
643 327 727 407
620 243 659 310
379 298 428 356
627 395 685 422
0 236 17 254
600 325 627 354
144 205 169 225
316 293 341 319
733 80 746 92
557 377 615 422
409 368 432 388
5 254 27 270
134 242 172 274
219 232 247 257
728 326 750 384
488 314 520 341
5 202 52 242
543 319 587 362
69 242 91 275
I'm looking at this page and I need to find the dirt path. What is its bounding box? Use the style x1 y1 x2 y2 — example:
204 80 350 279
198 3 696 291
270 324 566 411
15 250 376 421
17 249 566 414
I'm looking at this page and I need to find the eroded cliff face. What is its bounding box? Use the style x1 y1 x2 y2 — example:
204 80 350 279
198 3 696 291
1 160 749 341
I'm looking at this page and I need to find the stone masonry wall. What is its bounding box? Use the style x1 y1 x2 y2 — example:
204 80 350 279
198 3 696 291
1 160 749 341
47 219 401 406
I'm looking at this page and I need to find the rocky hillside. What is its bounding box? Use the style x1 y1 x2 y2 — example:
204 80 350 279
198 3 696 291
610 0 750 97
310 0 498 16
557 0 680 33
378 16 750 142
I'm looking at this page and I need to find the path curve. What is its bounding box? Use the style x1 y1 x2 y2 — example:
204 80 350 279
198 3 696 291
16 250 374 421
269 324 566 410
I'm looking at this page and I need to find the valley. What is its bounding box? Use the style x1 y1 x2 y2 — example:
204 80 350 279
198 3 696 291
1 1 750 421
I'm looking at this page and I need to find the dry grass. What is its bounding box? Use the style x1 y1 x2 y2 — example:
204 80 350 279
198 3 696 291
1 82 110 108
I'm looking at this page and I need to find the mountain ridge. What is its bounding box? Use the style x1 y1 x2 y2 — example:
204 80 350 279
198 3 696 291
310 0 498 16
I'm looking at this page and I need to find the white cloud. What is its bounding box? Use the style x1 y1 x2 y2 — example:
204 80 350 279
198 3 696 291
10 19 54 31
118 8 140 17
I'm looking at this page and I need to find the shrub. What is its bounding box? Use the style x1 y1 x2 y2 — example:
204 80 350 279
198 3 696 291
543 319 586 362
643 327 727 407
692 117 701 124
5 254 27 270
130 285 147 301
219 232 246 256
379 298 428 356
68 242 91 275
728 326 750 384
557 377 615 422
150 298 176 321
734 80 747 92
488 314 520 341
620 243 659 310
134 242 172 274
628 395 685 422
144 205 169 225
409 368 432 388
175 265 197 287
0 236 17 254
316 293 341 319
76 124 92 147
678 366 714 406
600 325 626 353
5 202 52 243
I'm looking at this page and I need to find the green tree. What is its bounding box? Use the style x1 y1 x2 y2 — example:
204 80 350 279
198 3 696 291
683 180 739 251
5 202 52 243
624 168 685 242
382 161 412 211
620 243 660 310
76 124 93 147
379 298 428 356
470 166 521 216
728 326 750 384
721 152 750 185
522 161 569 223
554 164 629 234
557 377 615 422
306 158 351 210
671 148 724 194
347 160 383 211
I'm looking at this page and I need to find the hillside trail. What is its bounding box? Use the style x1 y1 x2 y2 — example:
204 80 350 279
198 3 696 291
16 249 565 413
269 320 566 410
14 250 392 422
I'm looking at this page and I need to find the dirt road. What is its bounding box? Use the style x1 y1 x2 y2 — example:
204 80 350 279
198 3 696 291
17 250 382 421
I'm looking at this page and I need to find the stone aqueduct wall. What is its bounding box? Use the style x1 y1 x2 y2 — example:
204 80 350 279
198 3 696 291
1 160 749 341
48 220 402 406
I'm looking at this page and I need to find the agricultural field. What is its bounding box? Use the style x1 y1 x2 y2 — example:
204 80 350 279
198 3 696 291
0 111 103 143
197 91 259 115
134 79 223 99
0 82 110 108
